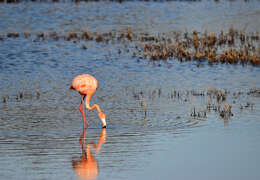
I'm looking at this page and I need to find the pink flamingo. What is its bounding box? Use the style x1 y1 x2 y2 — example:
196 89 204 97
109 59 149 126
70 74 106 128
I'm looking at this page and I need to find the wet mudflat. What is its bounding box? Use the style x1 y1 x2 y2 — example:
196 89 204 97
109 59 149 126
1 1 260 180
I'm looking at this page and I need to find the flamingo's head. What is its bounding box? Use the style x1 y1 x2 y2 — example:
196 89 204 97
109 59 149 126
99 112 106 128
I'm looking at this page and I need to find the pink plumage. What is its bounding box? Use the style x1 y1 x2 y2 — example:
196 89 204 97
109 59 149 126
70 74 106 128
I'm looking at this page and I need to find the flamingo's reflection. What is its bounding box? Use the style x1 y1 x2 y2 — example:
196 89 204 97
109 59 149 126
72 128 106 180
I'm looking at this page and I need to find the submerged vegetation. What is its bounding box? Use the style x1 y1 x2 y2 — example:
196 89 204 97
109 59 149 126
135 84 259 121
3 84 259 123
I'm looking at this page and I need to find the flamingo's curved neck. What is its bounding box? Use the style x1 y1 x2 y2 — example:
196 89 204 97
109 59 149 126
85 93 102 113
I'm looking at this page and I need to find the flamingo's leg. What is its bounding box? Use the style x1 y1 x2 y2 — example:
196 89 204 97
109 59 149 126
78 95 88 128
82 95 90 128
83 97 90 128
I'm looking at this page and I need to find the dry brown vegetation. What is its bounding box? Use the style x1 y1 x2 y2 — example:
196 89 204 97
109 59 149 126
1 26 259 66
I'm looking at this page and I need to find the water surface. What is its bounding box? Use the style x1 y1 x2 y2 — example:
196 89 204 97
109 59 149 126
1 1 260 180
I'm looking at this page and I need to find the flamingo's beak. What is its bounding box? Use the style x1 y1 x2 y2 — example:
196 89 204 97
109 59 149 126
101 118 106 128
99 112 106 128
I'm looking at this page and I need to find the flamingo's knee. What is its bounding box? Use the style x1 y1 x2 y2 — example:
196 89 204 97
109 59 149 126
86 104 91 110
78 105 83 113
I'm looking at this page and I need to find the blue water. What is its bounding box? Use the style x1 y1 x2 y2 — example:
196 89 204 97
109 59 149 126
0 1 260 180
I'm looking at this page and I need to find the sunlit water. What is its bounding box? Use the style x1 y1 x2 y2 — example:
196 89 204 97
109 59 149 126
1 1 260 180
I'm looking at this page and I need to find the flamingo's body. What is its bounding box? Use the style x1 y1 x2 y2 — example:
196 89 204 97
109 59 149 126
70 74 106 128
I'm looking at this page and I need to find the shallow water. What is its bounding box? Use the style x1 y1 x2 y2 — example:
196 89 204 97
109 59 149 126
1 1 260 180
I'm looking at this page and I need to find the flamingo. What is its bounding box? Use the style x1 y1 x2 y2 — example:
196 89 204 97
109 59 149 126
70 74 106 128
